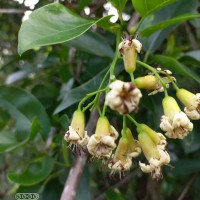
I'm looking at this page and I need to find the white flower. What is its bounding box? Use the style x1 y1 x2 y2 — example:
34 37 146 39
138 124 170 179
87 117 118 160
64 110 89 152
108 137 133 179
118 38 142 54
177 89 200 120
160 96 193 139
184 94 200 120
87 133 117 159
105 80 142 115
139 147 170 180
160 111 193 139
65 126 89 146
118 36 142 73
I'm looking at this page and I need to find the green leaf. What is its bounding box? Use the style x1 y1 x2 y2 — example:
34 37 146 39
54 67 108 114
179 55 200 68
140 0 197 53
151 55 200 84
18 3 110 55
8 156 54 186
65 31 114 58
108 0 128 12
141 13 200 37
0 85 50 140
172 159 200 176
54 61 123 114
77 0 92 10
0 118 40 153
106 189 125 200
132 0 176 16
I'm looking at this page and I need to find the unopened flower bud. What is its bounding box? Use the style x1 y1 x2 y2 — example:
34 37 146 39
118 37 142 73
135 75 174 96
176 89 200 120
137 125 170 179
64 110 89 149
126 128 141 157
160 96 193 139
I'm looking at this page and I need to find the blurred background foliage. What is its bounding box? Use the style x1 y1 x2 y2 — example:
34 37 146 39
0 0 200 199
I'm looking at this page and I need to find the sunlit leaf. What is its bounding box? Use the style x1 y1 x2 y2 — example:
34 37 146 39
18 3 111 55
132 0 176 16
141 13 200 37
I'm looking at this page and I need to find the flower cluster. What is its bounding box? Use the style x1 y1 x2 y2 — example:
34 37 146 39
64 34 199 180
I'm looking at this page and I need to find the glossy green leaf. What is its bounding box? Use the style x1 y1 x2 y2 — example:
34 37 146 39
151 55 200 84
54 62 123 114
18 3 110 55
54 67 108 114
108 0 128 12
8 156 54 185
0 131 18 153
0 118 40 153
179 50 200 68
179 55 200 68
141 0 197 53
132 0 176 16
0 85 50 140
66 31 114 58
141 13 200 37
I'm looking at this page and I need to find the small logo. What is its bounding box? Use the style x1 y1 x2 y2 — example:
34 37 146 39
15 193 39 200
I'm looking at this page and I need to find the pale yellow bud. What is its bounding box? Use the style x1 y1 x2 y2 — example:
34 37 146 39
135 75 158 90
162 96 180 119
138 132 160 161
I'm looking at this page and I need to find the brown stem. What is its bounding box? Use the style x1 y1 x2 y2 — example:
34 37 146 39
95 171 136 200
184 22 199 50
60 109 99 200
177 173 199 200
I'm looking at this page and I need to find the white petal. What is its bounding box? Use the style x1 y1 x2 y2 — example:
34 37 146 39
139 161 153 173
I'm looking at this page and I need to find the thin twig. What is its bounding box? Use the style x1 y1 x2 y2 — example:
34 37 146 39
127 12 140 33
177 173 199 200
60 109 99 200
184 22 199 50
94 171 136 200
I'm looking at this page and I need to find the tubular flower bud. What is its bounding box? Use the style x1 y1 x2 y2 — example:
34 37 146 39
135 75 175 95
137 124 170 179
118 36 142 73
64 110 89 150
105 80 142 115
126 128 141 158
87 116 118 160
160 96 193 139
176 89 200 120
108 137 132 177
